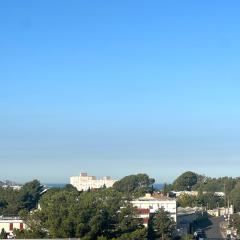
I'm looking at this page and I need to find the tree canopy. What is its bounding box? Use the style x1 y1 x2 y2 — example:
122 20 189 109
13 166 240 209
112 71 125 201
17 187 147 239
230 182 240 212
0 179 43 215
172 171 201 191
113 174 155 194
148 208 175 240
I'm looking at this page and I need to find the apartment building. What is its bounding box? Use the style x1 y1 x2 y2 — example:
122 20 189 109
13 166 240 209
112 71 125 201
70 172 117 191
131 193 177 226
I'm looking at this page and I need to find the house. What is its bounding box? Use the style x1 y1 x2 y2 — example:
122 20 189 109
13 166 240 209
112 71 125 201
131 193 177 226
171 191 199 197
0 216 26 238
207 205 234 217
177 207 203 234
136 208 150 227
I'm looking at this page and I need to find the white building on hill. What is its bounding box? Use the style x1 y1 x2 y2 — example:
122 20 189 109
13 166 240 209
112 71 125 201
70 172 117 191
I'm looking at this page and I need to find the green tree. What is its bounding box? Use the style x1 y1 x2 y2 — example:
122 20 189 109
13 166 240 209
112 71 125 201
194 177 237 194
0 186 20 215
18 179 43 211
150 208 175 240
230 182 240 212
13 228 47 239
177 194 197 207
173 171 200 191
24 187 145 239
0 228 7 239
114 228 147 240
113 174 155 194
63 184 78 192
163 183 168 196
177 192 224 209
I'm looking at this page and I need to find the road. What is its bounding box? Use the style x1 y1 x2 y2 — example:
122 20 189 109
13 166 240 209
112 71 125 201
203 216 226 239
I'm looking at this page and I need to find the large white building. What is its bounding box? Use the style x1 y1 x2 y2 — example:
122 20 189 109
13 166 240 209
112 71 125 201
131 193 177 226
70 172 117 191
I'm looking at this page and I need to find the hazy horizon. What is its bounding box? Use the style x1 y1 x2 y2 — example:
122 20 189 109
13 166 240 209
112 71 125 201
1 1 240 183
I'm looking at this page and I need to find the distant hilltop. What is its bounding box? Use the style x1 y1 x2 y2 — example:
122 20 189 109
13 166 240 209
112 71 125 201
70 172 117 191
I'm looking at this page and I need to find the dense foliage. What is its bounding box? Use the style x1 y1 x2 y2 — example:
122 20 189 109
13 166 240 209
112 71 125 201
0 174 159 239
0 180 43 215
229 182 240 212
3 172 240 239
148 208 175 240
193 177 237 194
172 171 238 195
172 171 203 191
177 193 224 208
113 173 155 195
172 172 240 209
16 187 147 239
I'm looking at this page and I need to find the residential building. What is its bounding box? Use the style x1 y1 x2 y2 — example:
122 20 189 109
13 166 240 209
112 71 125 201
177 207 204 235
136 208 150 227
0 216 26 237
70 172 117 191
171 191 199 197
131 193 177 226
171 191 226 198
207 205 234 217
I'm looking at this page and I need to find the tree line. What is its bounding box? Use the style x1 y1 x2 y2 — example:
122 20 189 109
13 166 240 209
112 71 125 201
0 179 43 216
0 174 175 239
165 171 240 211
2 171 240 239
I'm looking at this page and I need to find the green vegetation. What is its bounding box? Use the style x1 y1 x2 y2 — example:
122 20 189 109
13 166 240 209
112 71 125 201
172 171 204 191
2 171 240 239
170 172 239 211
169 171 240 210
0 229 7 239
177 192 224 209
170 171 238 197
148 208 175 240
113 173 155 197
16 187 147 239
193 177 237 194
0 179 43 215
2 173 177 239
230 182 240 212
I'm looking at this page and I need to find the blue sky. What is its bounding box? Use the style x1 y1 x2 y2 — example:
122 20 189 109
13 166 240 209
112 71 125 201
1 1 240 183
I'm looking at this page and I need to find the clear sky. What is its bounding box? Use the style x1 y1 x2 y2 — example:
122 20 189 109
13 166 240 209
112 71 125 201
1 1 240 183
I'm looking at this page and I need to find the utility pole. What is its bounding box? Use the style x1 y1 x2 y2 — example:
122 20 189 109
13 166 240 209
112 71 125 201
228 197 230 226
224 183 227 208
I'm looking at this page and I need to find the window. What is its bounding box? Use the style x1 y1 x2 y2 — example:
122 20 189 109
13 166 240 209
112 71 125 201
9 223 13 231
20 223 24 230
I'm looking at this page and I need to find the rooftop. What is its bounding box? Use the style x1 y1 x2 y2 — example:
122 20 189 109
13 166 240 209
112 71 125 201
0 216 22 220
134 193 176 202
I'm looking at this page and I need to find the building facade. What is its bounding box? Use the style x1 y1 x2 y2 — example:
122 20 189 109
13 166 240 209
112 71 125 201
136 208 150 227
70 172 117 191
131 193 177 226
0 217 26 237
177 207 203 235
